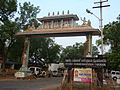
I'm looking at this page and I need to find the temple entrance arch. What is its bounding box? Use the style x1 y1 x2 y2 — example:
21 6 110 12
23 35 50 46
15 12 100 77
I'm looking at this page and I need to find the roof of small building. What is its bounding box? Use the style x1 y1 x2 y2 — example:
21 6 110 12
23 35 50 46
16 25 101 37
37 14 79 22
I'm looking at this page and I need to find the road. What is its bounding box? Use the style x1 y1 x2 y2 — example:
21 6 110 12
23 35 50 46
0 77 62 90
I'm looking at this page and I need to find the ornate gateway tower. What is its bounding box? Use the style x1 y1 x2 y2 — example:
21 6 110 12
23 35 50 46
16 11 100 78
38 11 79 29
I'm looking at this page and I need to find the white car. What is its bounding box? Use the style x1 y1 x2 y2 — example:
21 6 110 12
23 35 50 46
29 67 46 77
111 70 120 81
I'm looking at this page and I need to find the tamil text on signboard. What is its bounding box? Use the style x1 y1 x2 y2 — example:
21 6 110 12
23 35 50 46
65 57 106 68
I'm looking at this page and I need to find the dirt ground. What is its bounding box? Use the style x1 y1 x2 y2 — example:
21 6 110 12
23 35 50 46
0 74 120 90
60 78 120 90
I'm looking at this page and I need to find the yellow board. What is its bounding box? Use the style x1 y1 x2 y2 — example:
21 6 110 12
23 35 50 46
74 68 92 83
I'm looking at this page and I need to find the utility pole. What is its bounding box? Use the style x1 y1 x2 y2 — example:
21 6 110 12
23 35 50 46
93 0 110 55
92 0 110 87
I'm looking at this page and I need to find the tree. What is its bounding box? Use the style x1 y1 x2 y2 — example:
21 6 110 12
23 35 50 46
0 0 17 23
29 38 61 66
60 43 84 62
92 46 99 57
9 2 61 68
96 14 120 54
0 0 17 71
8 1 41 63
103 14 120 70
60 43 99 62
103 21 120 53
8 37 24 63
105 53 120 70
0 1 41 71
16 2 40 30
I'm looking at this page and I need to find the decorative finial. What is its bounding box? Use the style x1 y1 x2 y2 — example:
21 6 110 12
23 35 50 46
87 20 91 26
62 11 64 15
67 10 70 14
48 12 50 16
31 22 35 29
81 17 87 25
27 25 30 29
27 22 35 30
53 12 54 16
57 11 59 15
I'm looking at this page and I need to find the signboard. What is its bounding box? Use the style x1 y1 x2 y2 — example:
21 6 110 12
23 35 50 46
65 57 106 68
74 68 92 83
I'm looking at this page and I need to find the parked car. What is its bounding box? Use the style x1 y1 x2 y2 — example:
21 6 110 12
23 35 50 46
51 70 63 77
52 71 58 77
111 70 120 81
29 67 46 77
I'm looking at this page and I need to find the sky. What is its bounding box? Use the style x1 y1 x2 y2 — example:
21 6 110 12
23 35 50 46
18 0 120 51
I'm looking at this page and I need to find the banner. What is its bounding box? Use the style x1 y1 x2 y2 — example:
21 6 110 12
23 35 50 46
74 68 92 83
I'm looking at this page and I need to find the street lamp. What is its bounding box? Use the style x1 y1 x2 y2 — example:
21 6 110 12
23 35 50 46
86 9 104 55
86 9 100 21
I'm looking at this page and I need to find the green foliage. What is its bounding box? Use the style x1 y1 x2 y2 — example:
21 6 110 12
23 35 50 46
16 2 40 30
105 53 120 70
0 0 18 43
60 43 99 62
102 14 120 70
60 43 84 62
0 1 41 70
92 46 99 57
117 14 120 21
8 2 41 63
6 1 61 66
96 39 101 47
0 0 17 23
0 0 17 70
8 37 24 63
103 21 120 53
29 38 61 65
0 21 19 61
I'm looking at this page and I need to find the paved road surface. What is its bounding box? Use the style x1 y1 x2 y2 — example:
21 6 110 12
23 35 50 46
0 77 62 90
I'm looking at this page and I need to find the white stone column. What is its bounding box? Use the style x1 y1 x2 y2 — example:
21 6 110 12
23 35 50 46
61 20 64 27
86 34 92 56
71 18 74 27
42 21 44 28
51 21 54 28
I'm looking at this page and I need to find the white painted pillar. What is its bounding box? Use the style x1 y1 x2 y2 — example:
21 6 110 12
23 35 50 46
86 34 92 56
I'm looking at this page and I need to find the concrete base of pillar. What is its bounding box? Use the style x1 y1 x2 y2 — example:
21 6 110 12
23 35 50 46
15 66 32 78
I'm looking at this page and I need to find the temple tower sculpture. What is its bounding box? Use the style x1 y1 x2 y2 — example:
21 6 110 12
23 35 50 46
15 11 100 78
